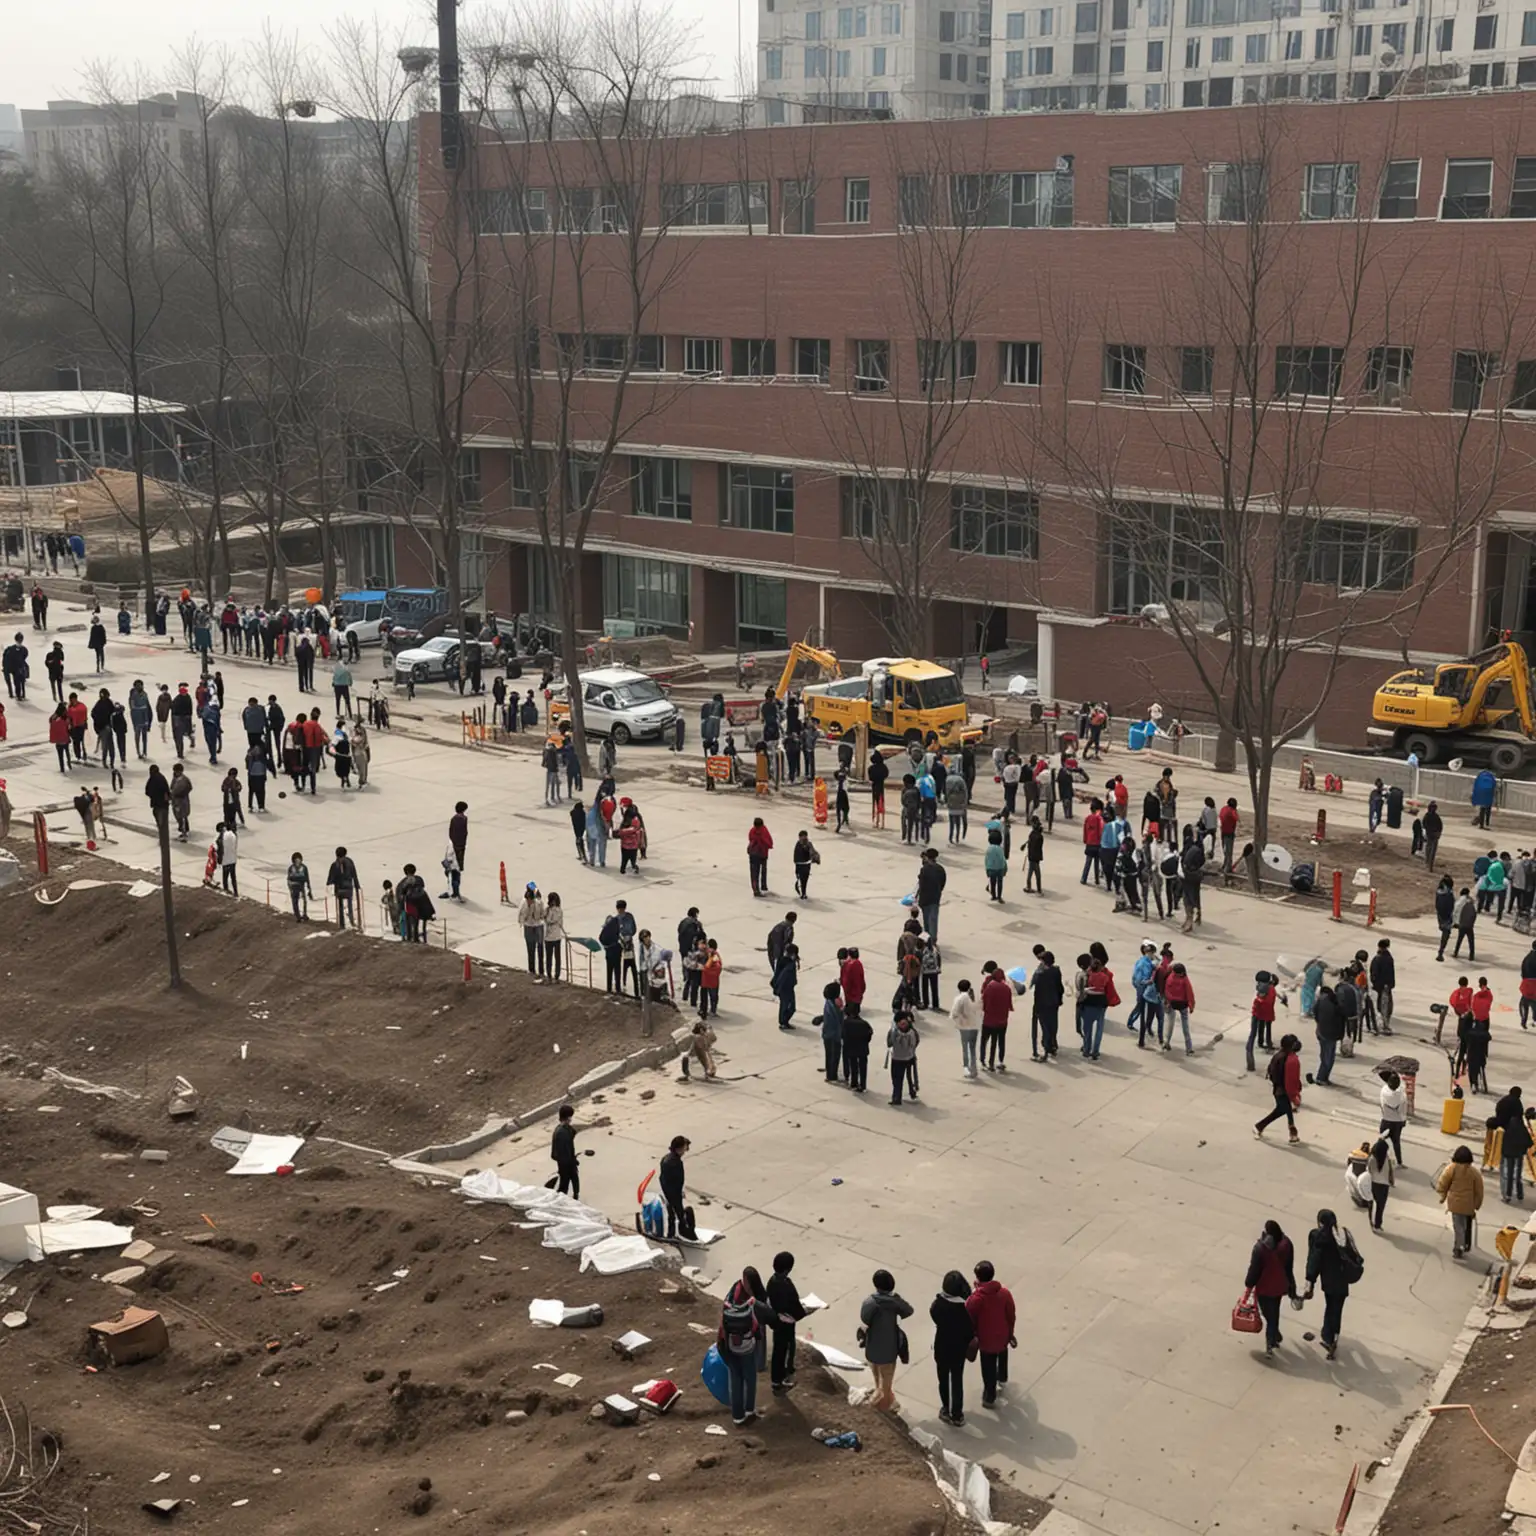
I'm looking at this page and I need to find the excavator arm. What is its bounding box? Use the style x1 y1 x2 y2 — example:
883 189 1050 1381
774 641 842 699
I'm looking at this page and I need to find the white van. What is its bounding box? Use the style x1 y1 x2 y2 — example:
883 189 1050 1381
562 667 678 744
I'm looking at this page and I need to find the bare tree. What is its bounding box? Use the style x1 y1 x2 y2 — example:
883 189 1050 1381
1014 107 1530 859
470 0 702 762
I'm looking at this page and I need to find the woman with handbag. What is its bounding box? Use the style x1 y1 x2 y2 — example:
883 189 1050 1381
1242 1219 1299 1356
859 1269 914 1413
1304 1209 1363 1360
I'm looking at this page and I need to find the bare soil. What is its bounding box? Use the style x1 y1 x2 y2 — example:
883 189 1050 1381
1376 1314 1536 1534
0 842 1001 1536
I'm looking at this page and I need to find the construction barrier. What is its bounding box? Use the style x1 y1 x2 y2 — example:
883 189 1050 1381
813 777 828 826
1315 808 1326 842
499 860 510 904
1367 888 1378 927
33 810 48 876
1331 869 1343 921
463 953 472 982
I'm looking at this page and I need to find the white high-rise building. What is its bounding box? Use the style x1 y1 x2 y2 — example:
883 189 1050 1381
757 0 1536 120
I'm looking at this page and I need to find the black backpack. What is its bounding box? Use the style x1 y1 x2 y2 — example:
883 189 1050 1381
721 1297 760 1355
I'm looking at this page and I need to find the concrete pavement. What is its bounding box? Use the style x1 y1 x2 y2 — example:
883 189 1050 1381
2 603 1531 1536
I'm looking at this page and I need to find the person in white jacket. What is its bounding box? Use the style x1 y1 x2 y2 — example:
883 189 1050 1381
1378 1071 1408 1166
542 892 566 981
517 884 547 977
951 979 981 1079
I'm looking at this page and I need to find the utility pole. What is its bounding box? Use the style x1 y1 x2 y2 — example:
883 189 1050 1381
153 801 182 989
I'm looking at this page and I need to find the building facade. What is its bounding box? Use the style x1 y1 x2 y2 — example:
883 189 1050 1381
422 93 1536 743
757 0 1536 122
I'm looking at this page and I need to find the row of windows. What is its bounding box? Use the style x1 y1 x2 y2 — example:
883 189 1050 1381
996 0 1534 38
474 154 1536 242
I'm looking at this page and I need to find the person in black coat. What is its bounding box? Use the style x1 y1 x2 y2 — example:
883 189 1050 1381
841 1004 873 1093
1032 952 1065 1059
930 1270 976 1426
1422 801 1444 871
88 616 107 671
766 1251 808 1391
657 1135 690 1238
1311 985 1346 1085
1369 940 1396 1032
1434 875 1456 961
1304 1208 1358 1359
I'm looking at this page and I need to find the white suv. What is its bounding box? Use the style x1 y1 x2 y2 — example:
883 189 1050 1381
562 667 678 744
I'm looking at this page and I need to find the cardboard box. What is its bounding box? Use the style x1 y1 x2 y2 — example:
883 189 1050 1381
89 1307 169 1365
0 1183 41 1263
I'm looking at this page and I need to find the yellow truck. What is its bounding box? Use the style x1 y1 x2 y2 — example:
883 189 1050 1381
774 643 979 748
1370 639 1536 772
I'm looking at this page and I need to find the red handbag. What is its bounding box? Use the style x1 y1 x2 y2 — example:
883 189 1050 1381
1231 1288 1262 1334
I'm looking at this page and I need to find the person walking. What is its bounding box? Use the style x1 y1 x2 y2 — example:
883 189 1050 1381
965 1260 1016 1409
951 978 981 1079
1024 816 1045 894
1079 957 1117 1061
1243 1219 1299 1357
819 982 844 1082
169 762 192 840
980 964 1013 1072
1422 800 1444 871
1032 950 1064 1060
326 845 361 928
286 851 313 922
1434 875 1457 961
1162 961 1195 1055
945 773 968 844
984 827 1008 901
719 1268 776 1428
916 847 947 940
549 1103 608 1198
1311 984 1344 1084
748 817 774 896
887 1009 920 1104
1364 1139 1394 1232
1369 939 1396 1033
859 1270 913 1413
215 820 239 895
767 1252 808 1395
930 1271 975 1427
767 910 797 976
1303 1210 1362 1360
87 614 107 672
771 942 799 1030
332 659 354 719
1472 767 1497 830
1437 1145 1485 1257
1378 1070 1408 1164
1254 1035 1303 1144
48 703 70 772
518 884 547 976
1179 837 1205 932
128 682 153 758
792 828 819 899
441 802 468 900
1501 1105 1533 1204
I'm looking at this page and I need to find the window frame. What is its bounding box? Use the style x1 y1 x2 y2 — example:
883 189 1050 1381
662 180 769 229
793 336 833 382
1108 163 1182 225
1302 161 1359 221
845 176 871 223
1363 345 1414 404
1273 345 1345 399
723 465 796 533
1002 340 1043 386
1104 343 1148 394
1441 158 1493 220
730 338 778 378
1378 158 1419 219
950 484 1041 559
632 457 694 521
1302 518 1417 592
854 338 891 392
1451 350 1496 412
682 336 724 377
1178 344 1214 396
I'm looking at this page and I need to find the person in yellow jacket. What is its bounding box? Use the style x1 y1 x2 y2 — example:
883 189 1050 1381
1436 1144 1485 1258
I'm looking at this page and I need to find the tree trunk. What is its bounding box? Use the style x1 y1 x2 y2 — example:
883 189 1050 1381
130 376 156 619
1214 727 1237 774
555 550 590 771
1246 747 1272 893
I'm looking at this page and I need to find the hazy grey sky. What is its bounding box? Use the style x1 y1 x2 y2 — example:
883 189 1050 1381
0 0 748 109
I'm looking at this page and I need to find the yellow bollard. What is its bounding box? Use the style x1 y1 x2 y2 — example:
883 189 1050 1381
1442 1097 1465 1136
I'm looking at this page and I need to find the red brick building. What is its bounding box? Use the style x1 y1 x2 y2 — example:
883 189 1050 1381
407 92 1536 744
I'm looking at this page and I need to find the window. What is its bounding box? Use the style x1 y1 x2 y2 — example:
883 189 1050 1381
1303 520 1416 591
1207 161 1264 221
1076 0 1099 28
836 47 853 75
940 8 958 39
957 51 970 79
568 453 600 507
1073 41 1100 69
1314 25 1336 56
663 181 769 228
1364 345 1413 403
1186 0 1206 22
1145 81 1165 106
731 338 777 377
1303 162 1358 219
1148 38 1165 67
1149 0 1169 22
807 9 824 39
787 337 830 382
840 476 916 540
1186 36 1201 65
725 467 795 533
868 88 893 106
562 333 664 373
837 4 860 36
1382 20 1405 51
1007 46 1025 72
603 555 689 636
632 458 693 520
1436 17 1454 49
1467 60 1507 86
1378 159 1419 218
1039 5 1055 31
898 174 932 225
1109 164 1182 224
1352 23 1372 54
1347 69 1371 96
683 337 723 375
508 452 533 508
557 187 599 232
845 177 871 222
1284 29 1302 57
765 46 784 78
1208 75 1234 103
1442 159 1492 219
1179 345 1214 394
780 179 815 233
806 44 830 74
471 186 548 234
1475 13 1497 47
1002 340 1042 385
1112 0 1130 26
1452 350 1496 411
1106 503 1224 615
1109 42 1126 70
766 98 787 124
1104 343 1147 393
918 338 978 390
854 339 890 391
1524 9 1536 44
1512 360 1536 411
1510 158 1536 218
872 44 889 71
737 573 789 648
1030 44 1056 69
882 1 903 32
1211 34 1233 60
457 449 482 506
951 169 1073 226
1007 8 1027 35
951 486 1040 558
1274 346 1344 398
1244 31 1267 60
1307 71 1338 98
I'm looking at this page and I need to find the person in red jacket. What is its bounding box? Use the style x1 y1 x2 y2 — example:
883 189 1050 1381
1254 1035 1304 1144
1218 798 1241 874
1245 971 1282 1072
48 703 70 772
980 966 1014 1072
1471 978 1494 1023
1243 1219 1299 1355
1163 961 1196 1053
839 947 866 1010
747 816 774 896
1080 802 1105 886
964 1260 1017 1408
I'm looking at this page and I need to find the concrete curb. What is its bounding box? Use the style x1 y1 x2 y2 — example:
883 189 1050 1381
394 1026 689 1167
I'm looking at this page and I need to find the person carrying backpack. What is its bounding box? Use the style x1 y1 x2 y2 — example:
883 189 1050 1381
1255 1035 1304 1145
1304 1208 1363 1360
718 1267 776 1426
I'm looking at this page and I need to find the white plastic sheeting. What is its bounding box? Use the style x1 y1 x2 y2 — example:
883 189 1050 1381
458 1171 664 1276
579 1234 663 1275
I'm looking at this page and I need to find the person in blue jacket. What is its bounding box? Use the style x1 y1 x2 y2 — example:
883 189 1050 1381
1472 768 1497 830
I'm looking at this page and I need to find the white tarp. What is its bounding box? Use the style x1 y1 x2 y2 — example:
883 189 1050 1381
228 1135 304 1175
578 1234 664 1275
803 1340 866 1371
24 1219 134 1260
528 1298 567 1327
541 1219 615 1255
459 1171 608 1228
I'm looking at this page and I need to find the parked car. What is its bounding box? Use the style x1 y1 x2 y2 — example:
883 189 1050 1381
554 667 678 744
334 589 387 647
392 634 498 685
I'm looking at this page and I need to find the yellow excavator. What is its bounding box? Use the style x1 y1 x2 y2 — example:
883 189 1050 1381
1370 639 1536 772
773 641 980 748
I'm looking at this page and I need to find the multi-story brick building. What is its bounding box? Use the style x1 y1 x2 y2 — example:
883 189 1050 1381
756 0 1536 123
417 91 1536 743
